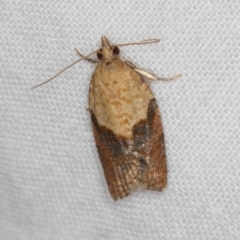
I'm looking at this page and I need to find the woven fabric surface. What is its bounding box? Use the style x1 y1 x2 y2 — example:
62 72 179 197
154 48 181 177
1 1 240 239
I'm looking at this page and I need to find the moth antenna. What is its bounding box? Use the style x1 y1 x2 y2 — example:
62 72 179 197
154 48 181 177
31 50 98 89
116 38 160 47
31 38 160 89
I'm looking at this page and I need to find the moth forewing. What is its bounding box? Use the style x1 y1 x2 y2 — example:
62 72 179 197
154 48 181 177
89 36 168 200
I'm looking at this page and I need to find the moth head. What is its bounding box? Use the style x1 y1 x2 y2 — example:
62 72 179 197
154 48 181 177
97 36 120 62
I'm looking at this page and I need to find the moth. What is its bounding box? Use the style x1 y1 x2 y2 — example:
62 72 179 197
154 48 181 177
32 36 180 200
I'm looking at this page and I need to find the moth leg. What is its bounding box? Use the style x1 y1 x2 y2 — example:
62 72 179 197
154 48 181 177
125 60 137 68
125 60 181 81
154 74 182 81
74 48 98 64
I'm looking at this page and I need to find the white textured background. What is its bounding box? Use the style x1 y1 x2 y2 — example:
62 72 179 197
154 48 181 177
1 1 240 239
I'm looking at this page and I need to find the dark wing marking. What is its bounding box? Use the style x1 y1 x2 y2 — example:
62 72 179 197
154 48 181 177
91 98 167 200
91 112 140 200
132 98 167 190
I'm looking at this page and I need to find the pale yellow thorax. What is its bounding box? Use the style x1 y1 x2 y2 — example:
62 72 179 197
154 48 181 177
89 43 154 138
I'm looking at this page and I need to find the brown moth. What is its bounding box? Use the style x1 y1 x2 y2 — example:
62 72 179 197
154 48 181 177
32 36 180 200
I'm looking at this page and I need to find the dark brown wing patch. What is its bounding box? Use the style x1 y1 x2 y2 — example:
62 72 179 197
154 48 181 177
91 98 167 200
133 98 167 190
91 112 140 200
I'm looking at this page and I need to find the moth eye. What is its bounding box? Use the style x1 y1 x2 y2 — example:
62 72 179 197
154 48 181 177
113 46 120 55
97 52 103 60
